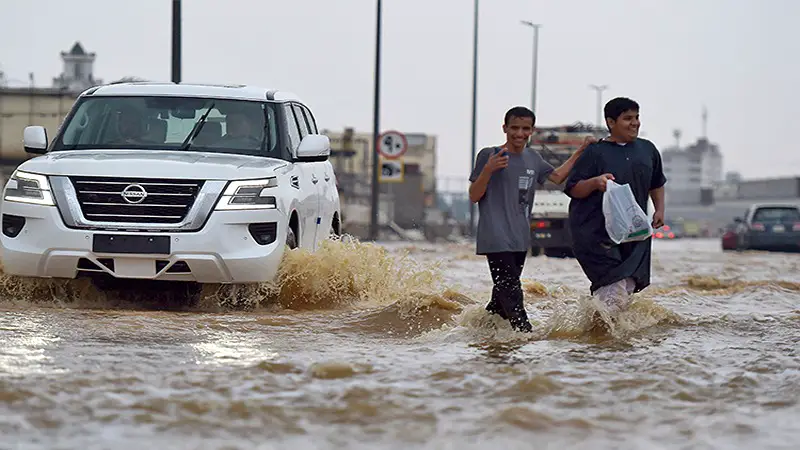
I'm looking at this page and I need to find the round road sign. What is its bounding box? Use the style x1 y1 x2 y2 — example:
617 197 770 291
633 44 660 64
378 130 408 159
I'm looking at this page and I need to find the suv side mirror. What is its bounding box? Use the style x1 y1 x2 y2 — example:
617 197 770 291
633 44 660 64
296 134 331 162
23 126 48 155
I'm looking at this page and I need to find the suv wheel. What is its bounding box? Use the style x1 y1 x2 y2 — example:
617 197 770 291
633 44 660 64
286 227 298 250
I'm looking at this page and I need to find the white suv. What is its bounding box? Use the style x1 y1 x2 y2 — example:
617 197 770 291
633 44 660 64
0 82 341 286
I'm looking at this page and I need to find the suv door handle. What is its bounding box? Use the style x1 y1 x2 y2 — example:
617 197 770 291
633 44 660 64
324 174 330 182
311 174 318 184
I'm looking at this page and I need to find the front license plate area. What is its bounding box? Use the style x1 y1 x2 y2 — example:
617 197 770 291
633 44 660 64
92 234 171 255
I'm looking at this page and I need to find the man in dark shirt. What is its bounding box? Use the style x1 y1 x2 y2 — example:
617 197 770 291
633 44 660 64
564 97 667 319
469 106 595 332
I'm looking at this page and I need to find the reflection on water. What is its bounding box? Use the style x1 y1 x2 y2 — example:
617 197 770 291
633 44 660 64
0 312 66 377
190 321 280 366
0 238 799 449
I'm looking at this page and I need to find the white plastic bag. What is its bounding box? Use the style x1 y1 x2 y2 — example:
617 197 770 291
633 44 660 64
602 179 653 245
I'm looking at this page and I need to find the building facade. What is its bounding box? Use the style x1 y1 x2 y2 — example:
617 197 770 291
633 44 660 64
662 137 723 190
320 127 439 236
666 176 800 234
662 137 723 206
1 41 102 163
0 88 77 162
322 127 437 194
52 42 103 94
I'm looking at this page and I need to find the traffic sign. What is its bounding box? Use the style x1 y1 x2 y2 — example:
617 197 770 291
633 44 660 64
379 158 404 183
378 130 408 159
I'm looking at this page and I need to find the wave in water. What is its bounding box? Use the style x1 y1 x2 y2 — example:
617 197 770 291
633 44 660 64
0 237 795 341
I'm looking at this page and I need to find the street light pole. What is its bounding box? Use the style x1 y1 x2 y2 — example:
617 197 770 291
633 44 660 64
368 0 383 241
171 0 182 83
520 21 542 113
468 0 479 236
589 84 608 128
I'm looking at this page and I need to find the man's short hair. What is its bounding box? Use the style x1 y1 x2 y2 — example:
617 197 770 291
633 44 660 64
604 97 640 121
504 106 536 126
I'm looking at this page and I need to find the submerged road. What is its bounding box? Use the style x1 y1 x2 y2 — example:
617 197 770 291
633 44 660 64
1 238 799 449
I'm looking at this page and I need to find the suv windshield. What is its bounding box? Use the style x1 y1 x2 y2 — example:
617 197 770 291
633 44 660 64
52 96 281 158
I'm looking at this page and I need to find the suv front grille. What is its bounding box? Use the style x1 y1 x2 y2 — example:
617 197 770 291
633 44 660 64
69 176 205 224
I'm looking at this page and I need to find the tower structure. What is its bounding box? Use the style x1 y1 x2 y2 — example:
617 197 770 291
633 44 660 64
52 41 102 93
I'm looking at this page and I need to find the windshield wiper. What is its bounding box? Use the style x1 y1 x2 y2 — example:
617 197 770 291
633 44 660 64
180 101 215 151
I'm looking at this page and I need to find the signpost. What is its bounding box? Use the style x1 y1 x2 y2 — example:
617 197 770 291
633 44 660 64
369 0 383 241
378 130 408 229
378 130 408 160
378 130 407 184
376 130 406 225
379 158 404 183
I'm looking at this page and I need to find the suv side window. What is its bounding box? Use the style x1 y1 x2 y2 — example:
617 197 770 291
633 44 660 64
300 105 318 134
284 104 302 152
292 104 310 138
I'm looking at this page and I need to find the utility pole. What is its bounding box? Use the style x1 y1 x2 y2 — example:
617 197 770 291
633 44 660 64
520 21 542 112
673 129 682 148
588 84 608 128
701 106 708 139
368 0 383 241
171 0 182 83
0 70 5 154
468 0 479 236
28 72 34 126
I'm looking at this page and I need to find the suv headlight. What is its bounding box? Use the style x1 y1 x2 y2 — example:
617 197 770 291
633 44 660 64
215 177 278 210
3 170 55 206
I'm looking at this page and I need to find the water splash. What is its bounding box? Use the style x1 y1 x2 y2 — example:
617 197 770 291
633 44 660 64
3 237 781 342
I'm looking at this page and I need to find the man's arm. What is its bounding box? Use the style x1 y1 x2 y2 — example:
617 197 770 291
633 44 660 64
547 154 579 185
468 148 506 203
563 146 614 199
569 176 613 199
547 136 597 185
469 170 492 203
649 143 668 227
649 185 666 228
650 186 665 212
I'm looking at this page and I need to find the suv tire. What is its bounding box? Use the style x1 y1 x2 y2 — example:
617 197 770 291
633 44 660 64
286 227 298 250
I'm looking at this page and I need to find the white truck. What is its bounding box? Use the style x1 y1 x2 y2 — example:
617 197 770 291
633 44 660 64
0 82 341 288
529 189 573 257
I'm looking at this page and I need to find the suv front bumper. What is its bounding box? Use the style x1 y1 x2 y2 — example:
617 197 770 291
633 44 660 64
0 201 288 284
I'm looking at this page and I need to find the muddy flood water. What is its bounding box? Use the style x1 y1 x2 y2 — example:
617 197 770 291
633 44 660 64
1 237 799 450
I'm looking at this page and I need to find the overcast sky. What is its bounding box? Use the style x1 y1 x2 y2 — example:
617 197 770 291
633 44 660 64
2 0 798 182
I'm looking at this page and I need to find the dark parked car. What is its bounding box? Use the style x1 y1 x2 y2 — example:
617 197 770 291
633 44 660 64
727 203 800 252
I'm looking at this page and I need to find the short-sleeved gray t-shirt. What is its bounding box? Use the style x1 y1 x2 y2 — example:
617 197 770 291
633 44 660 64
469 146 554 255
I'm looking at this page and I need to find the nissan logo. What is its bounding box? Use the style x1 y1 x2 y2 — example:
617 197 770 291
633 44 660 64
121 184 147 204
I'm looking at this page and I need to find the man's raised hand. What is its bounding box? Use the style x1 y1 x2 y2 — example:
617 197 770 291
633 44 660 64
483 148 509 174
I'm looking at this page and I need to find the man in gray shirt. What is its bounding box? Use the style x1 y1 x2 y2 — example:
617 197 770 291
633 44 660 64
469 106 595 332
